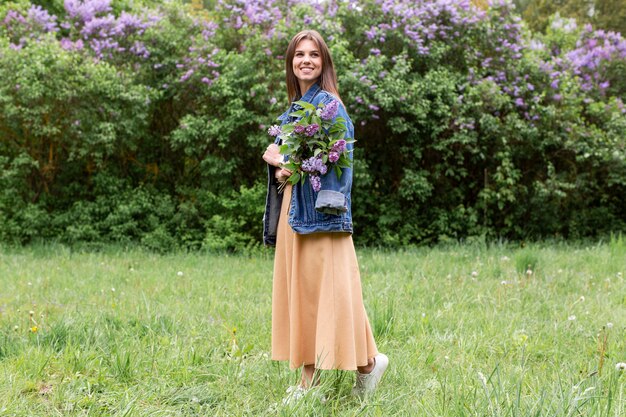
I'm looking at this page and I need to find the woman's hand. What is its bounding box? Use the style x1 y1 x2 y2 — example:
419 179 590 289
263 143 283 167
275 168 292 182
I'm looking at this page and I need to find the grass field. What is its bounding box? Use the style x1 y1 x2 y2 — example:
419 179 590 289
1 238 625 416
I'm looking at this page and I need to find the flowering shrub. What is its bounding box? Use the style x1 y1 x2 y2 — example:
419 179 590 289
0 0 624 249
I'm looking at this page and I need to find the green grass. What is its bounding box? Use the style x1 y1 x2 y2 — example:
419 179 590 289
0 240 625 416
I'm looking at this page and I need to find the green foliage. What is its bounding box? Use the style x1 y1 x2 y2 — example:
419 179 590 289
0 0 624 250
523 0 626 34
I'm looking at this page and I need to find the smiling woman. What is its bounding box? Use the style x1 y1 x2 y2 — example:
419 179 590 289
262 30 388 405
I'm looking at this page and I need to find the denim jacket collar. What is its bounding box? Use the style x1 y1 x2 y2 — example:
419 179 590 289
297 82 321 104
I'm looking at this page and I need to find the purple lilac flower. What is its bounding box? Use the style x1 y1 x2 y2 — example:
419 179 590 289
332 139 347 153
64 0 112 22
180 69 194 82
301 156 327 175
294 124 306 134
60 38 80 50
117 11 147 33
3 10 26 26
328 152 340 163
28 5 59 32
305 124 320 137
320 100 339 120
267 125 281 137
310 175 321 192
130 41 149 58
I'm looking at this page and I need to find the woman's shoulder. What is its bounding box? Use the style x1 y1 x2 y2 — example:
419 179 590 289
313 89 339 105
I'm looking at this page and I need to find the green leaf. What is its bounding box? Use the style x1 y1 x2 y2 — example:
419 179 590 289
293 101 317 112
334 166 342 179
284 162 298 171
289 110 305 118
289 172 301 184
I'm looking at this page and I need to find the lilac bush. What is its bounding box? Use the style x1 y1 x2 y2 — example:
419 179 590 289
0 0 624 249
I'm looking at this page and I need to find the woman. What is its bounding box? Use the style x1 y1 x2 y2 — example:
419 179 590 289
262 30 388 402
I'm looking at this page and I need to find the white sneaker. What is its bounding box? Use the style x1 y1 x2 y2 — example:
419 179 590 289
281 385 326 405
352 353 389 397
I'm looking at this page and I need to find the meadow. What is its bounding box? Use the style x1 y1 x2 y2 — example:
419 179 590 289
0 239 625 416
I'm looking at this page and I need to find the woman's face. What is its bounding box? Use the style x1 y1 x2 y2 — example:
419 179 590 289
292 39 322 88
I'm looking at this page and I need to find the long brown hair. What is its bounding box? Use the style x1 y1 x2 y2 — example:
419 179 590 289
285 30 342 104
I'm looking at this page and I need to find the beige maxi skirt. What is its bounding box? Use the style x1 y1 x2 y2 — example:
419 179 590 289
271 183 378 370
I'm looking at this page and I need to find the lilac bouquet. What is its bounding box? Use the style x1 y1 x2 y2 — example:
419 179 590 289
267 99 354 192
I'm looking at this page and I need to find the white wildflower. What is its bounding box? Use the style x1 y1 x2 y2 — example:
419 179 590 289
526 269 533 276
500 256 510 261
606 322 613 329
111 287 115 292
471 271 478 277
501 280 508 285
477 372 487 385
615 362 626 371
568 315 576 321
177 271 184 277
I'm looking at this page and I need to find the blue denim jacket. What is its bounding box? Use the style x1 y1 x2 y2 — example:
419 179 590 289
263 83 354 246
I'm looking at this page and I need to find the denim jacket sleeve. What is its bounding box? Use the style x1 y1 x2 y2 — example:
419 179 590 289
314 95 354 215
